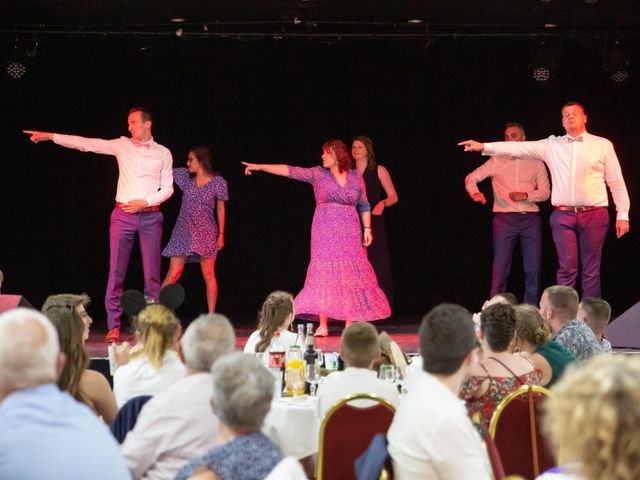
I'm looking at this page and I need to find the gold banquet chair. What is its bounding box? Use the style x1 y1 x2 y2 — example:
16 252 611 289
317 393 396 480
489 384 554 479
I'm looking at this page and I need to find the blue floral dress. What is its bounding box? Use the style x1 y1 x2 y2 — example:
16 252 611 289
175 432 282 480
162 168 228 262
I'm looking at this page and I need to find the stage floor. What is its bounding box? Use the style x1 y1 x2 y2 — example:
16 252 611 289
86 317 421 358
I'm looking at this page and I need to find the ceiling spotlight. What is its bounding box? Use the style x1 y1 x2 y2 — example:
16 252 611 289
170 17 186 23
4 37 37 82
407 19 423 24
528 41 556 84
5 60 28 80
605 39 631 84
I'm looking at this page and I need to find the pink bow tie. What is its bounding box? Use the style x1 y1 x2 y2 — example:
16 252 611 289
132 140 151 148
568 136 583 143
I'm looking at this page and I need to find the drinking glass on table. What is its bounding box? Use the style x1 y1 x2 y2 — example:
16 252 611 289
305 360 321 396
378 364 397 384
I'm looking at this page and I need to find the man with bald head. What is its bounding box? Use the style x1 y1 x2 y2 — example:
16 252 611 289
465 121 550 305
0 308 130 479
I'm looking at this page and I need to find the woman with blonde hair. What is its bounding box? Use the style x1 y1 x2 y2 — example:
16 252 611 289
513 304 576 388
540 355 640 480
42 294 118 423
113 304 186 407
243 291 298 354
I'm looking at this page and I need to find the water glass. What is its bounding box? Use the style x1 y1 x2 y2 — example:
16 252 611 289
305 360 321 396
379 364 397 384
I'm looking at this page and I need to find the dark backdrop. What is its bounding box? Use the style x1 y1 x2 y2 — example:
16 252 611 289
1 36 638 323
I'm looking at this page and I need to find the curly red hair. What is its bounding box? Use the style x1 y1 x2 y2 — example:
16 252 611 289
323 139 353 173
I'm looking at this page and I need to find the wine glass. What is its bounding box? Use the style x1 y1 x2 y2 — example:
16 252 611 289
305 360 321 396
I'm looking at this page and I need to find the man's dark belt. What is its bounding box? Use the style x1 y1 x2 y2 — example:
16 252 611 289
554 205 605 213
115 202 160 213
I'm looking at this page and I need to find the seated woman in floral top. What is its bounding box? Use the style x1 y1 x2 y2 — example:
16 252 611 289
460 303 542 431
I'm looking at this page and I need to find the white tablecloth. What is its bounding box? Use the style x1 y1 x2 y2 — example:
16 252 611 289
263 396 320 459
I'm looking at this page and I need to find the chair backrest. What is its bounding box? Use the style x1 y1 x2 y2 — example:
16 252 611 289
483 430 506 480
489 385 554 479
109 394 152 444
318 393 396 480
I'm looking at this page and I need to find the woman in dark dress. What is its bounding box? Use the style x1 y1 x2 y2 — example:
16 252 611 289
352 136 398 309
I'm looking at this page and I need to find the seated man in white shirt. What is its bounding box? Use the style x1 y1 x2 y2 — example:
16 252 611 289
388 304 492 480
121 313 235 480
317 322 399 419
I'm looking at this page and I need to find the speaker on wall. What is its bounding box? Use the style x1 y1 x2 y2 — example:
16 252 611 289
605 300 640 349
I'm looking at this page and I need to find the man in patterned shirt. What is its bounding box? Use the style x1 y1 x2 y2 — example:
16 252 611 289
578 297 613 353
539 285 603 361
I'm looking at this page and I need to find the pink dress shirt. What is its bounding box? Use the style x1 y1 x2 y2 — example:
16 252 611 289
465 156 550 212
483 131 630 221
53 134 173 206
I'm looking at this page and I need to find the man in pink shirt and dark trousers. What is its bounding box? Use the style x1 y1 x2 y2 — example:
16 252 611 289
465 121 550 305
24 107 174 342
459 102 630 298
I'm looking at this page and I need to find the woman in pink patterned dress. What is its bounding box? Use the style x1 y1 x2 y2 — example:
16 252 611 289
243 139 390 336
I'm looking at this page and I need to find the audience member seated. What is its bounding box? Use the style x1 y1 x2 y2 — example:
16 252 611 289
317 322 399 419
388 304 491 479
514 304 576 388
243 291 298 354
472 292 518 333
42 293 118 423
175 352 283 480
460 303 541 430
539 286 603 361
113 304 186 407
122 314 236 480
539 355 640 480
0 308 130 479
578 297 612 353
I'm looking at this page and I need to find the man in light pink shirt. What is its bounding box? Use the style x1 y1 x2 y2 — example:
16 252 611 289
465 121 550 305
459 102 630 298
24 107 174 342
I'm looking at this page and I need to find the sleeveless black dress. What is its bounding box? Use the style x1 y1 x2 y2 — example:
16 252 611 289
362 165 394 310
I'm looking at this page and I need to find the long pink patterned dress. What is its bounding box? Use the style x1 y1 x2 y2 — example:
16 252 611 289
288 166 391 322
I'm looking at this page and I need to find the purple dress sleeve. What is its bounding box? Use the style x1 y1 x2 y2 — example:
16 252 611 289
355 171 371 213
288 166 319 184
212 176 229 201
173 168 190 191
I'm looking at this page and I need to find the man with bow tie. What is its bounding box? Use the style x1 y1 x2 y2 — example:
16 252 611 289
24 107 174 342
458 102 630 299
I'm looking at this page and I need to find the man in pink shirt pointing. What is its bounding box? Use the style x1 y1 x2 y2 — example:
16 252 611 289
459 102 630 298
24 107 174 342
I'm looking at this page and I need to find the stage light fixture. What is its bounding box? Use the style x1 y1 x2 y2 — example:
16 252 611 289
604 39 631 84
528 41 556 84
4 37 37 82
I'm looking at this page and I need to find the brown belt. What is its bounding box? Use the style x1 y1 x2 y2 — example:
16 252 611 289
115 202 160 213
554 205 605 213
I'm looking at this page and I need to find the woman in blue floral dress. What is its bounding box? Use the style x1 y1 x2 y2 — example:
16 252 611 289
162 146 228 313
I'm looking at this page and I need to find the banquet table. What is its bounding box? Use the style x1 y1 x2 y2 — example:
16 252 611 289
263 395 321 459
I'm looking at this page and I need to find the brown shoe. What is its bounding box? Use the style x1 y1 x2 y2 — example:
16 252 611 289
105 327 120 343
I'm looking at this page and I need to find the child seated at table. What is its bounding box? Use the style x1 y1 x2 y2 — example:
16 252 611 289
316 323 399 419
